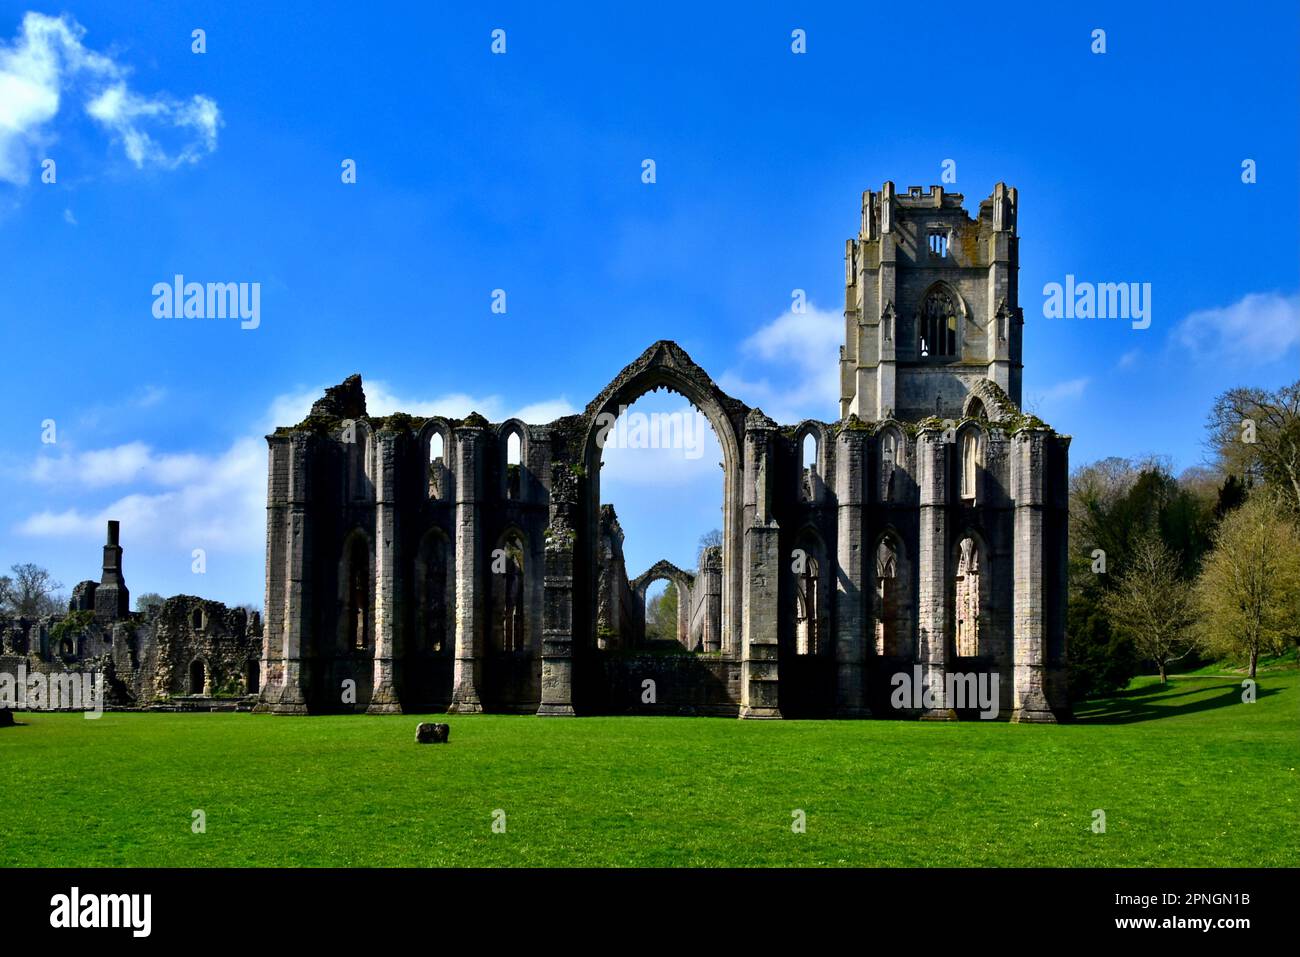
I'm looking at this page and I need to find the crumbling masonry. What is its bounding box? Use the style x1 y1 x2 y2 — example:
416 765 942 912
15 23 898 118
257 183 1071 721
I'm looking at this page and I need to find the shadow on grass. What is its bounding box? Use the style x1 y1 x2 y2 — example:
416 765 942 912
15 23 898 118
1074 678 1282 724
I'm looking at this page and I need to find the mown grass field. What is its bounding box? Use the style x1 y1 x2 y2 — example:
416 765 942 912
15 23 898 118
2 670 1296 867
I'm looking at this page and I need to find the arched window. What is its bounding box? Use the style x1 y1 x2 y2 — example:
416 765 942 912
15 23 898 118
415 530 453 653
341 532 371 651
966 397 986 421
879 428 903 502
919 286 958 359
505 429 523 501
799 430 819 501
955 535 982 657
795 553 820 655
960 429 981 501
191 607 204 630
491 532 526 652
428 430 447 500
874 534 910 657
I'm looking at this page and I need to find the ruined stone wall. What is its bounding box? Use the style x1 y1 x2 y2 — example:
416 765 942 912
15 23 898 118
260 332 1068 720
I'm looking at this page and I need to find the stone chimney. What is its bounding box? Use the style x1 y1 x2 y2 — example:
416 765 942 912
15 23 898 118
93 520 129 620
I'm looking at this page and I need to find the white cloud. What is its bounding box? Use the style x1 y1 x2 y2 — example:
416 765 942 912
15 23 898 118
1173 291 1300 364
0 12 220 184
19 380 575 557
1026 377 1090 409
719 304 842 423
18 437 264 552
1117 348 1139 369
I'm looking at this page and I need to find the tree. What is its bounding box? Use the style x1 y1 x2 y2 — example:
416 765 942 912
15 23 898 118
646 584 680 642
1 563 64 617
135 593 165 614
1065 457 1215 697
1206 381 1300 514
1101 535 1197 683
698 528 721 563
1194 493 1300 677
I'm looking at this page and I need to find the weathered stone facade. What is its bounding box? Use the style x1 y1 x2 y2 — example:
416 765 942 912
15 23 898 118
257 182 1070 721
0 523 263 709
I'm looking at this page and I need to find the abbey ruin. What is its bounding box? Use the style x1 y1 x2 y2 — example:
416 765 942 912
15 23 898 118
256 182 1071 721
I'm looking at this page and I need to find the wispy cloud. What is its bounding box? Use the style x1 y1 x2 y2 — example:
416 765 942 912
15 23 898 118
1172 291 1299 365
19 380 575 557
0 12 220 185
718 303 842 423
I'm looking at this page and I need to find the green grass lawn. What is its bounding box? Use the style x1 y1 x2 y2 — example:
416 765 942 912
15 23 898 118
3 671 1297 867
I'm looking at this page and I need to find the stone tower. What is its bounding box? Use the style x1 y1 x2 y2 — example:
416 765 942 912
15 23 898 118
840 182 1023 421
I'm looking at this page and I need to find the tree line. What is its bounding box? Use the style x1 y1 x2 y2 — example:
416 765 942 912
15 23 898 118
1068 380 1300 697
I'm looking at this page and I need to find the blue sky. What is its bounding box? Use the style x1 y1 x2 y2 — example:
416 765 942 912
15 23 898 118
1 1 1297 607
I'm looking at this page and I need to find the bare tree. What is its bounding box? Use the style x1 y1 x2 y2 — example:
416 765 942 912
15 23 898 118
1205 381 1300 513
2 563 65 617
1101 536 1196 683
698 528 722 562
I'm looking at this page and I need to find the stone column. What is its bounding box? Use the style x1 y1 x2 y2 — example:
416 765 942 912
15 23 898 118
367 429 402 713
1011 429 1057 722
834 425 869 716
539 465 577 716
259 431 312 714
449 419 486 713
740 410 781 719
917 427 955 719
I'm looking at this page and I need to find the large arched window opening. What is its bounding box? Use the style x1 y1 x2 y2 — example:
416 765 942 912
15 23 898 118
491 531 526 653
339 530 372 651
596 388 725 650
794 552 822 655
918 285 959 359
415 528 454 654
643 578 690 649
874 532 911 657
583 347 745 660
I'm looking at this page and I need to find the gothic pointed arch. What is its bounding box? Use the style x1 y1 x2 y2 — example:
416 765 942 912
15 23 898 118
582 341 749 655
915 281 967 360
872 527 913 658
338 527 374 653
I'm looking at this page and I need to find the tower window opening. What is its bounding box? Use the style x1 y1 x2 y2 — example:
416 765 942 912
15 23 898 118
928 231 948 258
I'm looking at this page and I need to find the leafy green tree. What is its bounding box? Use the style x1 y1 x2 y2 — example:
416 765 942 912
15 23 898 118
1194 493 1300 677
1066 458 1215 698
646 584 680 642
